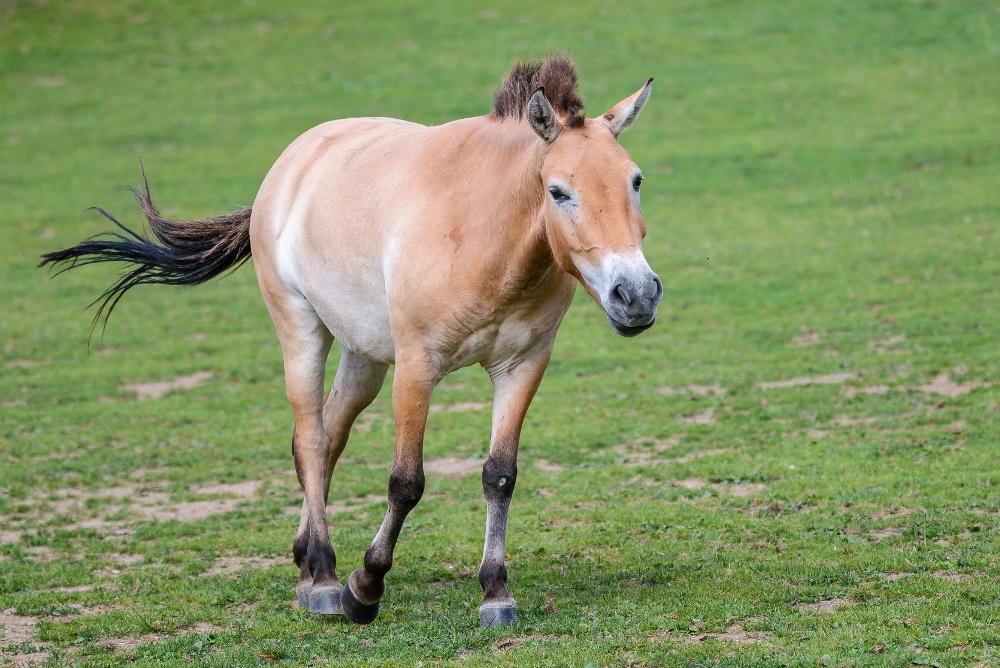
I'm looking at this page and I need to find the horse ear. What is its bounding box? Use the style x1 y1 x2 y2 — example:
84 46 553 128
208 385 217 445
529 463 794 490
602 77 653 137
527 87 561 143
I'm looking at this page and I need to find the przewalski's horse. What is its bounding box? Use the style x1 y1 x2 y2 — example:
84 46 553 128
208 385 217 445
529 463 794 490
41 56 662 628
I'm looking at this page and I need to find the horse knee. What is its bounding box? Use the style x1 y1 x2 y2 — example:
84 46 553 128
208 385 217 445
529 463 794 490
482 457 517 502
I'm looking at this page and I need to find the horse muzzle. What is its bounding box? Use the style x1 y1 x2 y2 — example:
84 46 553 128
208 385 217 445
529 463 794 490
604 271 662 337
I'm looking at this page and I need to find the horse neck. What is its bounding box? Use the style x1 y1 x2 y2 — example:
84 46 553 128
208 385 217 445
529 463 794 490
460 118 554 293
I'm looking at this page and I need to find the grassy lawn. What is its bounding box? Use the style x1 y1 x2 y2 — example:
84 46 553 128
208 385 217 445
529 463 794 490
2 0 999 665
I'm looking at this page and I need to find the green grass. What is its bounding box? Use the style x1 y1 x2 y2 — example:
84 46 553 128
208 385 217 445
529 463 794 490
2 0 999 665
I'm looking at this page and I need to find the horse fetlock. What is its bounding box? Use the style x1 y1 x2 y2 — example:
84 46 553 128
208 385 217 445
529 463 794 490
292 532 309 569
478 561 509 592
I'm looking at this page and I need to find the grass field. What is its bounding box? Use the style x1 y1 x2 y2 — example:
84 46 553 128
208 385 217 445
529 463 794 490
2 0 999 666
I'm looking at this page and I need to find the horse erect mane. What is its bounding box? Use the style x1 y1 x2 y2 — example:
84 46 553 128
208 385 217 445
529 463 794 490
491 55 585 127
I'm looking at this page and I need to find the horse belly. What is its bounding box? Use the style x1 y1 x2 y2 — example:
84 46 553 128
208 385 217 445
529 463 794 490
304 265 395 364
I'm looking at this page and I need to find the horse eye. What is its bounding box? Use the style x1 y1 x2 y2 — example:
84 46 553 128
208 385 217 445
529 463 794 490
548 186 570 203
632 175 643 192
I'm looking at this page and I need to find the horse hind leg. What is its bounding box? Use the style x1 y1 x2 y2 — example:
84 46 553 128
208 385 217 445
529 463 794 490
299 348 388 613
263 292 345 615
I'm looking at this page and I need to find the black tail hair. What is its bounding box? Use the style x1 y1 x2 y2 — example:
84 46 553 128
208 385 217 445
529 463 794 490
39 161 252 333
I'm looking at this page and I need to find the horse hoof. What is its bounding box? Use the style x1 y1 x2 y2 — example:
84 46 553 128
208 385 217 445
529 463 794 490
296 580 312 609
308 583 345 615
479 603 519 628
338 577 380 625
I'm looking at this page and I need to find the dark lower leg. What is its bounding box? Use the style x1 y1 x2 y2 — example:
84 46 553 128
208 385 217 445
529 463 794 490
478 455 518 625
291 429 341 611
348 467 425 605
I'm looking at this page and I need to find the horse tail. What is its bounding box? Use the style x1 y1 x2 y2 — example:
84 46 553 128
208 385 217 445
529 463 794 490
39 161 253 331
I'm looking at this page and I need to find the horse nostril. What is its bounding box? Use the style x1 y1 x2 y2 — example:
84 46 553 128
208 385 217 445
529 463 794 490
614 283 633 306
652 276 663 301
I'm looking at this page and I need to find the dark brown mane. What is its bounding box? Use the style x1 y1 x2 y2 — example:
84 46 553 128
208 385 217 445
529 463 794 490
490 55 585 128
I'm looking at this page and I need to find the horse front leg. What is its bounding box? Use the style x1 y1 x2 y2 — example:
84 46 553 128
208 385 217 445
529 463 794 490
478 347 553 628
336 354 438 624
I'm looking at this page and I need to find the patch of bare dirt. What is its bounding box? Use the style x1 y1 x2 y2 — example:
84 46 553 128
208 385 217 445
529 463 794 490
0 530 22 545
913 374 992 398
0 607 52 666
27 481 261 530
23 547 57 564
870 507 925 521
490 634 571 655
680 408 716 425
675 448 730 464
191 481 259 498
681 622 771 644
429 401 490 414
0 608 38 650
673 479 766 497
829 414 879 427
798 598 853 613
650 619 771 645
534 459 566 473
284 494 384 517
675 478 709 490
610 437 682 466
200 556 287 578
868 528 902 543
51 584 99 593
727 483 767 497
121 371 213 400
807 429 829 438
842 385 890 398
658 384 726 397
4 359 48 369
870 334 906 354
758 373 854 390
138 499 239 522
946 420 967 434
884 572 913 581
61 612 213 656
424 457 484 476
934 571 969 583
788 331 821 347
